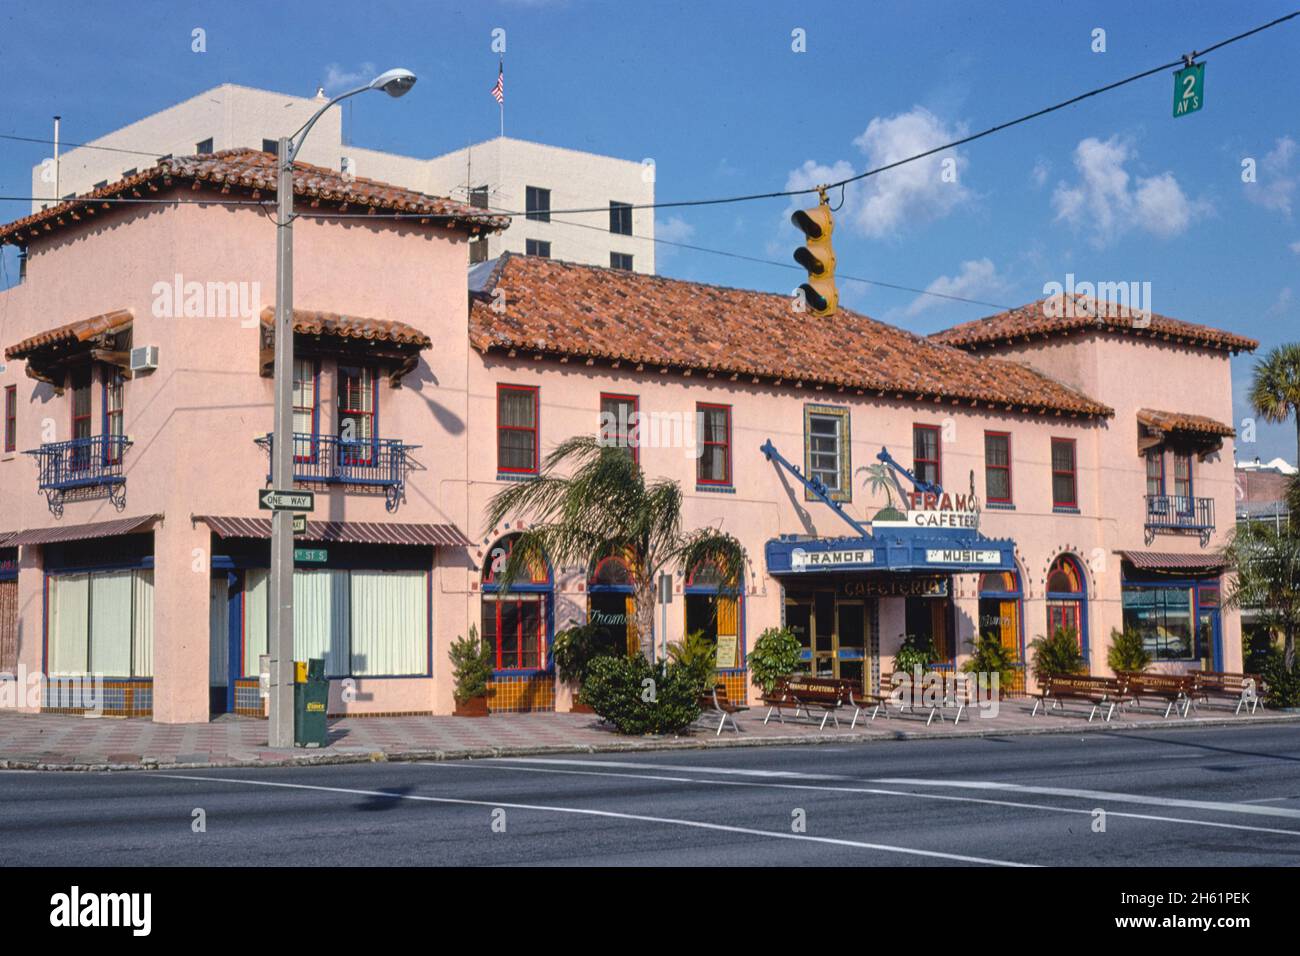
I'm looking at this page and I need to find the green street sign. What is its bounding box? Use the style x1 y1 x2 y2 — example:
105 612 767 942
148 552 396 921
294 548 328 564
1173 62 1204 118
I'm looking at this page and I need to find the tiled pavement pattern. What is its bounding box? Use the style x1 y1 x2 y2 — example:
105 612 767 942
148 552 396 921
0 703 1294 771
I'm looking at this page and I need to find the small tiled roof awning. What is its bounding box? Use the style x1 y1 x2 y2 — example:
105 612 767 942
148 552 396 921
6 514 162 547
1137 409 1235 439
1120 550 1226 573
4 310 134 389
259 308 431 386
196 515 470 548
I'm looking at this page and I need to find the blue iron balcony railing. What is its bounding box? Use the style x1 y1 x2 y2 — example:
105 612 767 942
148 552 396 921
1145 494 1215 544
25 435 132 516
256 433 418 512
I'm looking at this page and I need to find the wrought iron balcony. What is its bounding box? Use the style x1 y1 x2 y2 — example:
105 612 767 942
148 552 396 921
1145 494 1215 544
25 435 132 516
256 433 418 512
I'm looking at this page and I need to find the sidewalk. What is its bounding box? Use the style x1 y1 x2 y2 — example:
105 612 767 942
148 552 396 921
0 702 1295 771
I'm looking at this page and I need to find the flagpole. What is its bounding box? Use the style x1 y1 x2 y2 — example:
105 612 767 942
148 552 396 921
499 59 504 137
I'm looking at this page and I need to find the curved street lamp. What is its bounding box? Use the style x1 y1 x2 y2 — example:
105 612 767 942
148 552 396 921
267 69 417 749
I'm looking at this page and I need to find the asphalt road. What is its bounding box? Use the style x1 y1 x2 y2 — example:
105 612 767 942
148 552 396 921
4 724 1300 866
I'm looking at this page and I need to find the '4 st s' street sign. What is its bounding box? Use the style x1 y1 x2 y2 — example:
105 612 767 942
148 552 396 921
258 489 315 512
1173 62 1204 118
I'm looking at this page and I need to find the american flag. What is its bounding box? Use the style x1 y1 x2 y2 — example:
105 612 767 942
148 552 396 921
490 62 504 104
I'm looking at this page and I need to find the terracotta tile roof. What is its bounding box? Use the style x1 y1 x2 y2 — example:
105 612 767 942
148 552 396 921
468 255 1113 418
1137 408 1235 438
4 309 133 360
930 294 1258 354
259 308 432 348
196 515 470 547
0 148 509 247
1120 550 1225 572
5 514 162 547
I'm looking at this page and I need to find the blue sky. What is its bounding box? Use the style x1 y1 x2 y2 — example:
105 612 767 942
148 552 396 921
1 0 1297 463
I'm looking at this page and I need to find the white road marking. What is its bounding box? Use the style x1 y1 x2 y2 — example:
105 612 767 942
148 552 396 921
152 772 1032 867
871 778 1300 820
493 756 851 780
453 761 1300 838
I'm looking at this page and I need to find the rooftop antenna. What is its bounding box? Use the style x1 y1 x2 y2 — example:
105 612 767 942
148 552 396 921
52 115 61 199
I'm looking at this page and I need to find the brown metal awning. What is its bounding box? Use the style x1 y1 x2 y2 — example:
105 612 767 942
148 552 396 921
1120 550 1226 573
3 309 134 391
196 515 470 547
6 514 161 547
1137 408 1234 459
258 308 431 386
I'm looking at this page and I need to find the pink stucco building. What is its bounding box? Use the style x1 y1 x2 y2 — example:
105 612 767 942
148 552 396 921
0 151 1257 723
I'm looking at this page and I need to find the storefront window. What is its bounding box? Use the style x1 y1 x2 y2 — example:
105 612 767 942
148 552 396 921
480 534 551 672
589 551 636 656
47 569 154 678
1045 554 1085 651
685 562 742 669
1122 584 1199 661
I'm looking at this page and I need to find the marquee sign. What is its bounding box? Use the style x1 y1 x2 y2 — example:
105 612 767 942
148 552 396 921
872 491 980 531
790 546 874 571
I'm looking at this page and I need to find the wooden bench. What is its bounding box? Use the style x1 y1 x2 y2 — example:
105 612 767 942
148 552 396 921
1193 671 1265 715
1119 671 1196 718
698 682 747 736
761 675 851 730
1031 674 1131 722
848 672 976 727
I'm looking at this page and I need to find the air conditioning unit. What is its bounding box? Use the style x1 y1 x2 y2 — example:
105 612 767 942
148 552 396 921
130 346 159 373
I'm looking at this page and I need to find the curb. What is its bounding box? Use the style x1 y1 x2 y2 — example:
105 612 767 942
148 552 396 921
2 711 1296 773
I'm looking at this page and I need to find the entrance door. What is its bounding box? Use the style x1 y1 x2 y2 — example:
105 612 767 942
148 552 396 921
785 598 813 673
813 590 836 677
0 578 17 674
1198 607 1222 671
837 601 866 691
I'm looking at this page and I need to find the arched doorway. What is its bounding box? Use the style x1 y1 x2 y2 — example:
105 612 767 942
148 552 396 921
978 570 1025 696
480 534 554 711
1045 554 1088 664
685 560 745 702
589 551 638 656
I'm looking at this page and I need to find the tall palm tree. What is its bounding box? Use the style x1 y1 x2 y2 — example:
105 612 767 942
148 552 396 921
1223 519 1300 670
484 435 746 659
1249 342 1300 469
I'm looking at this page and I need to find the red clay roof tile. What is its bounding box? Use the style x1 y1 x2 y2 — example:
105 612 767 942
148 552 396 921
258 308 432 348
4 309 133 360
1137 408 1235 438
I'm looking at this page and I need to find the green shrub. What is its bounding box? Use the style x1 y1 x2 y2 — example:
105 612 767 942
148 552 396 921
1106 627 1152 675
1259 648 1300 708
578 655 702 735
892 633 937 676
961 633 1020 692
746 627 802 693
667 629 717 696
552 622 621 685
1029 627 1085 681
448 624 493 704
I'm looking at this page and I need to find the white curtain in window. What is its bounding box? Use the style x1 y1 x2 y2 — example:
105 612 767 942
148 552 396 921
132 570 153 678
89 571 133 676
209 577 228 686
243 568 269 677
294 569 350 675
350 570 427 676
49 574 90 676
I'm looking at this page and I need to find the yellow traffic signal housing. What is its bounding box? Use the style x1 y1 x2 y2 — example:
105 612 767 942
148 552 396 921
791 193 838 316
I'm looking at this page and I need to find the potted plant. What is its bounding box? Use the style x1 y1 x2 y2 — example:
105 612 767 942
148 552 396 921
1028 626 1086 682
961 633 1021 693
1106 627 1152 676
746 626 802 694
449 624 493 716
552 622 621 713
667 629 719 697
892 633 937 679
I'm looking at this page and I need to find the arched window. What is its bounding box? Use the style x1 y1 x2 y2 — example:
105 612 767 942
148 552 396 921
685 561 743 671
588 550 637 656
979 570 1024 695
1045 554 1087 659
481 534 551 671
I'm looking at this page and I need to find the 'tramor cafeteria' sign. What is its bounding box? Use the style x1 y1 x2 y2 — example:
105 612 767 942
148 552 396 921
872 491 980 530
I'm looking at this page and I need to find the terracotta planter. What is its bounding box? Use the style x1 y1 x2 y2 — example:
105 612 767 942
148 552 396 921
569 699 596 714
453 695 490 717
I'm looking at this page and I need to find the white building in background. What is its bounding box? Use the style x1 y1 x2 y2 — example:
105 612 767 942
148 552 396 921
29 83 655 273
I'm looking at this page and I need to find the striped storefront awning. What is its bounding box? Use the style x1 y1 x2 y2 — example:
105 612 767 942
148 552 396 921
1120 550 1226 573
196 515 470 547
5 514 162 547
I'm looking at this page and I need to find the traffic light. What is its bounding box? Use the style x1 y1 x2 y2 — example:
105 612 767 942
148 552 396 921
791 190 837 317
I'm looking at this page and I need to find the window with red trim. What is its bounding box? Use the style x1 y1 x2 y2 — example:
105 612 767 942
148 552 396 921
1145 451 1164 497
481 595 545 669
338 365 376 465
697 403 731 485
1051 438 1077 508
913 424 940 487
69 368 92 470
983 431 1011 503
3 386 15 453
599 393 638 463
497 384 539 473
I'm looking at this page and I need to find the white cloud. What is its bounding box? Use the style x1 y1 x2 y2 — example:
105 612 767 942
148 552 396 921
905 258 1005 316
1290 240 1300 254
1267 287 1293 317
656 215 695 244
1245 136 1297 216
1052 136 1207 246
785 107 971 239
322 62 376 94
1031 159 1050 188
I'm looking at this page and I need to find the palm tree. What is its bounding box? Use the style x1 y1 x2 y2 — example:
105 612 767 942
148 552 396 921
859 462 904 519
484 435 746 659
1249 342 1300 469
1223 520 1300 670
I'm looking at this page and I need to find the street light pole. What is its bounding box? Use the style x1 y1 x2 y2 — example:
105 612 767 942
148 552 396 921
267 69 417 748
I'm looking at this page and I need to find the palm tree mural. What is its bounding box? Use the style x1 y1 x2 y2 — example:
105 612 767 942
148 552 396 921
859 462 905 520
484 435 746 659
1249 342 1300 469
